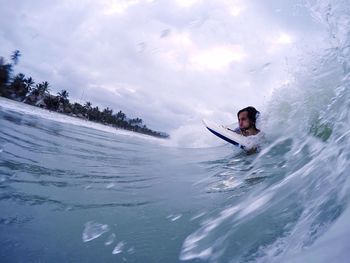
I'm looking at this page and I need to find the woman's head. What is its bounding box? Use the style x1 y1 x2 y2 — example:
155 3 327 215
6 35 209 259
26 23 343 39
237 106 260 130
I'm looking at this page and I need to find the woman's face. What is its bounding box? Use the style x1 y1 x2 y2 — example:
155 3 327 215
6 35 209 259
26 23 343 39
238 111 252 130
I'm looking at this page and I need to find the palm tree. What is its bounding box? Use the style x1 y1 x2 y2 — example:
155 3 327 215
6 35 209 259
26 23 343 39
84 101 92 110
0 57 13 97
24 77 35 92
88 106 101 121
34 81 50 96
11 73 25 84
57 89 69 100
102 107 113 123
57 89 69 105
81 101 91 118
128 117 143 127
57 89 70 113
42 81 50 93
44 95 59 111
116 110 126 121
9 73 27 100
11 50 21 65
71 102 85 116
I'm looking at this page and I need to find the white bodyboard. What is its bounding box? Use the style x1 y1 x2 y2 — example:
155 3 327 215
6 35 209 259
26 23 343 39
203 119 255 150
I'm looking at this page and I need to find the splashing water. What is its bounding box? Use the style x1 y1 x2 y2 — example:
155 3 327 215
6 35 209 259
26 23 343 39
1 1 350 263
179 1 350 262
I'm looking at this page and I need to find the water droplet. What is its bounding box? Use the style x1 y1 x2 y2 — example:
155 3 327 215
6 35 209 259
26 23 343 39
106 183 115 189
105 233 116 246
167 214 182 222
82 221 109 242
112 241 125 254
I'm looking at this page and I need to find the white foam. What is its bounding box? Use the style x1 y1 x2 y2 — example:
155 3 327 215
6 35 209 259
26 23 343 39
237 194 272 219
164 123 225 148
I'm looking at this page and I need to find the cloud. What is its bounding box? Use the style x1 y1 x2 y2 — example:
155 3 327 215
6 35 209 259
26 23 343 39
175 0 201 9
0 0 327 132
188 44 246 71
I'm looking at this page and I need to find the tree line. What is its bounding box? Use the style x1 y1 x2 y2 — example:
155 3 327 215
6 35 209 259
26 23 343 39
0 50 169 138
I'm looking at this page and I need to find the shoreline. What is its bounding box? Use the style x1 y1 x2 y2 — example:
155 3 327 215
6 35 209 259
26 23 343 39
0 97 168 141
0 50 169 139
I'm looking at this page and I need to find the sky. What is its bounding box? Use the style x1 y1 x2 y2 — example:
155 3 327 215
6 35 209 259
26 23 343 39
0 0 327 133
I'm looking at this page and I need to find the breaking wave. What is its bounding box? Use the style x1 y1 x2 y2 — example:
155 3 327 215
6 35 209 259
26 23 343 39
180 1 350 262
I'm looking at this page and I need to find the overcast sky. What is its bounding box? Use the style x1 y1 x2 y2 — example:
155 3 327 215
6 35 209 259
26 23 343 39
0 0 327 133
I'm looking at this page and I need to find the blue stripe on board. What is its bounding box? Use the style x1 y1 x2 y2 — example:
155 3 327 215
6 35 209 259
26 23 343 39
206 127 245 149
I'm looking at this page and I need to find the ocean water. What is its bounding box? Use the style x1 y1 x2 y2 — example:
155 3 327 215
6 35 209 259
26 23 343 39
0 97 246 262
2 1 350 262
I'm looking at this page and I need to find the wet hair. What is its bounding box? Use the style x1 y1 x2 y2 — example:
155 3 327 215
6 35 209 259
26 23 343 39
237 106 260 128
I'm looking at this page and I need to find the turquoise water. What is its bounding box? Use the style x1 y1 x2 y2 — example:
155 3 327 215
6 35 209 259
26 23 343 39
1 70 350 262
2 2 350 262
1 98 256 262
0 98 226 262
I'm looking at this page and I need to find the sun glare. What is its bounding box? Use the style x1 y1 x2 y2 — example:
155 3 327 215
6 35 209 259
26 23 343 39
230 6 243 16
277 32 293 44
221 0 245 16
175 0 201 8
189 45 246 71
103 0 140 15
